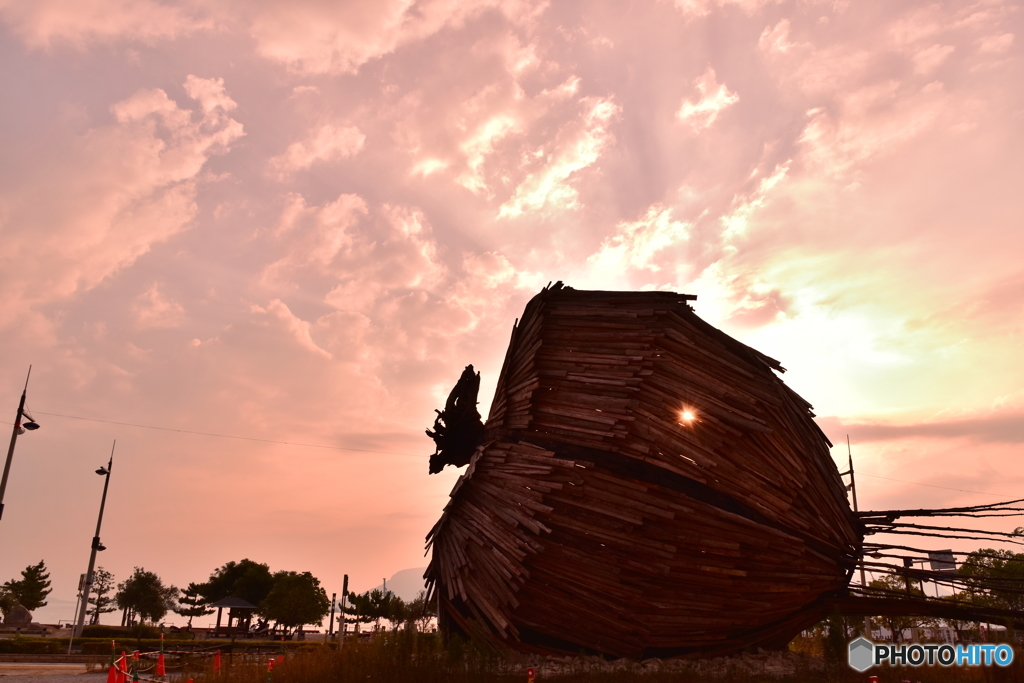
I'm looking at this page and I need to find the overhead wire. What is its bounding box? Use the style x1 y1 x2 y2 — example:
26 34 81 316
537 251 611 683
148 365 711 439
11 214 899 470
31 410 422 458
855 471 1012 498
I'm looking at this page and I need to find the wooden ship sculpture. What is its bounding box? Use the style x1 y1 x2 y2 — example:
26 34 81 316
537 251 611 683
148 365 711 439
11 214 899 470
424 283 1024 658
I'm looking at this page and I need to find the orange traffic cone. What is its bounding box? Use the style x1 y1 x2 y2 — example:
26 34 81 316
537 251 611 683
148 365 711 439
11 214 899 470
156 634 166 677
118 652 128 683
214 650 221 673
106 664 118 683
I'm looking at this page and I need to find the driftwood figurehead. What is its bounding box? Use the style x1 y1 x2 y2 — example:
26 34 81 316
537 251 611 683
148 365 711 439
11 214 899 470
426 364 485 474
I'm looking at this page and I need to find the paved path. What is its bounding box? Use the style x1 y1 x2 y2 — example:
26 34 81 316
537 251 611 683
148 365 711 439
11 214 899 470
0 663 106 683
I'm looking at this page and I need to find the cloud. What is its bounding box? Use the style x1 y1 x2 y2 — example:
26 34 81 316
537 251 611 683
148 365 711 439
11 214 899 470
978 32 1014 54
795 82 949 180
265 192 369 273
0 0 211 48
456 113 522 195
0 76 243 329
676 67 739 130
246 0 549 75
269 124 365 177
669 0 780 18
499 96 620 217
132 283 185 329
0 0 550 77
818 411 1024 445
911 43 956 74
719 162 789 238
399 72 585 198
585 204 691 280
252 299 332 358
183 74 238 113
263 194 447 312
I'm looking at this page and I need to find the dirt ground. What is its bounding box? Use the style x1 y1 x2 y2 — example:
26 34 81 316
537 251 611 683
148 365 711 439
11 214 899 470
0 663 108 683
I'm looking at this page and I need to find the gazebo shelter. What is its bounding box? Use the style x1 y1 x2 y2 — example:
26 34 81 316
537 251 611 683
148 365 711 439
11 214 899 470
209 597 257 638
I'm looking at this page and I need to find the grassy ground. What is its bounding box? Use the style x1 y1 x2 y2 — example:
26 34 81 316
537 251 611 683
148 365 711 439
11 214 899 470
178 631 1024 683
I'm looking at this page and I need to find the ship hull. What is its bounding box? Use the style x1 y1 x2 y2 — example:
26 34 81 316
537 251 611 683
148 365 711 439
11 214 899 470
426 285 861 657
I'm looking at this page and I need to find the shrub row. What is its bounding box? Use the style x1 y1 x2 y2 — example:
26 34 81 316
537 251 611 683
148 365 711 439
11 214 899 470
82 625 165 639
0 638 67 654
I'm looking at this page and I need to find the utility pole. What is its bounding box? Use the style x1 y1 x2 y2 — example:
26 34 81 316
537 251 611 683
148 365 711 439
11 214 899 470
328 593 336 636
71 443 115 642
0 366 41 521
338 574 348 646
846 435 873 638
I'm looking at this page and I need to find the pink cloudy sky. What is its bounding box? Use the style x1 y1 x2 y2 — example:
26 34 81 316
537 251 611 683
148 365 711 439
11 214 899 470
0 0 1021 626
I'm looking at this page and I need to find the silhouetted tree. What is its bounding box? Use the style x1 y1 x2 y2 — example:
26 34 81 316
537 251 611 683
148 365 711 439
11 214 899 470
958 549 1024 612
175 582 213 628
406 590 436 632
88 567 118 625
116 568 177 625
260 571 330 635
2 560 52 611
199 559 274 606
344 588 404 629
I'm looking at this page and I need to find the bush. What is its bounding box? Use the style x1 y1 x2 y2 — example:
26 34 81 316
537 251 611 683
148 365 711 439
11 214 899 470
81 624 160 639
130 624 161 639
0 637 65 654
82 625 133 638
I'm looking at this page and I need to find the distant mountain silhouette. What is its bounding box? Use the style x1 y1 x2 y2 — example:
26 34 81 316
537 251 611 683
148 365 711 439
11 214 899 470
371 568 427 602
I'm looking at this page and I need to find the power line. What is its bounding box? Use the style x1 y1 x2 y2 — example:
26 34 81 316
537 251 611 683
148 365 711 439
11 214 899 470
857 472 1011 498
32 410 422 458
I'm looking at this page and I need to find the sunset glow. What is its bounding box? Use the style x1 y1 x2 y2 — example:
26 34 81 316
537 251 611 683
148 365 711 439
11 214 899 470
0 0 1021 626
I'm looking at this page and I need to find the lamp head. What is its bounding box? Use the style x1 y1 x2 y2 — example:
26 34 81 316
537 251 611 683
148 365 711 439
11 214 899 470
96 467 108 476
96 543 106 551
23 420 39 431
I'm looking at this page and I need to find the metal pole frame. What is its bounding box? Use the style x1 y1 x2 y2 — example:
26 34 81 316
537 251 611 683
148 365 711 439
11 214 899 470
338 574 348 646
71 442 115 642
844 435 874 638
0 366 33 521
328 593 336 636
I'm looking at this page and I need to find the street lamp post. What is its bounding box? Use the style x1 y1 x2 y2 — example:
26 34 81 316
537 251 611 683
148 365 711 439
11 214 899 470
0 366 41 521
72 442 115 641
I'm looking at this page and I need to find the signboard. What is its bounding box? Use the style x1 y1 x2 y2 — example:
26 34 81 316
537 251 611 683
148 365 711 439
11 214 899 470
928 550 956 573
